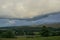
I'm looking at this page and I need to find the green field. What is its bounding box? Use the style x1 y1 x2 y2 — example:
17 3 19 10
0 36 60 40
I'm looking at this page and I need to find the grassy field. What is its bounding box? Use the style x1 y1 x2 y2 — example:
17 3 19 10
0 36 60 40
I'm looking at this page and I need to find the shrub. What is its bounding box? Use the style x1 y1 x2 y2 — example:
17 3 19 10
1 30 15 38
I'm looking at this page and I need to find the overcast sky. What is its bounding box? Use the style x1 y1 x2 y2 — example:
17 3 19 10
0 0 60 18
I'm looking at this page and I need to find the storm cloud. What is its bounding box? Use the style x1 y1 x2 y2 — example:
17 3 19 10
0 0 60 18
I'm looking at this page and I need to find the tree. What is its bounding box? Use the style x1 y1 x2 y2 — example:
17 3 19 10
0 30 3 37
1 30 15 38
40 26 50 37
25 31 34 35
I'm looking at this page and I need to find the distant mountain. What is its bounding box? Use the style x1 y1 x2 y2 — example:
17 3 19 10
39 22 60 28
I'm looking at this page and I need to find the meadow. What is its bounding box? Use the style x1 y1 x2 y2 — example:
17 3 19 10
0 36 60 40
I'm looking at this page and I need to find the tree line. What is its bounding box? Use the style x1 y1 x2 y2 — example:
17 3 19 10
0 26 60 38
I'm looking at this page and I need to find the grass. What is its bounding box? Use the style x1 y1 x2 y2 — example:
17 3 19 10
0 36 60 40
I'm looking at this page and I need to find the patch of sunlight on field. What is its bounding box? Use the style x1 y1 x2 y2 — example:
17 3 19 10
0 36 60 40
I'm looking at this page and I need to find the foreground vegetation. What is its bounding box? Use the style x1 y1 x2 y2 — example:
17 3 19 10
0 36 60 40
0 25 60 40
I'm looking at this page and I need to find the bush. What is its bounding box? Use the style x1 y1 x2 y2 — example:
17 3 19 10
1 30 15 38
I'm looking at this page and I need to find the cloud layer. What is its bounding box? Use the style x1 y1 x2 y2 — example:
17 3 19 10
0 13 60 27
0 0 60 18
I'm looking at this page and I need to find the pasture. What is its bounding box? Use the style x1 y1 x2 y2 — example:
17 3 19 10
0 36 60 40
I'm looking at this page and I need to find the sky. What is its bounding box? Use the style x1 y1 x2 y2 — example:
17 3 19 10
0 0 60 18
0 13 60 27
0 0 60 27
